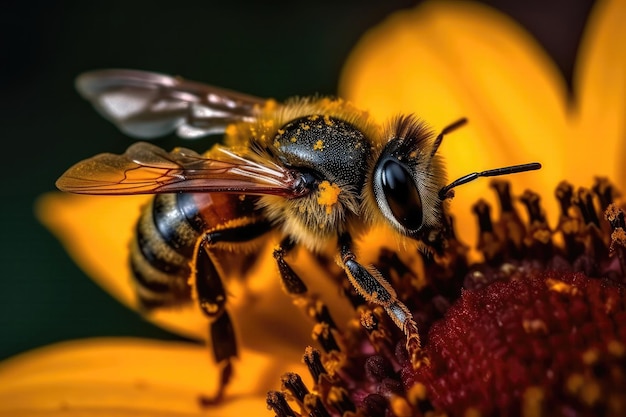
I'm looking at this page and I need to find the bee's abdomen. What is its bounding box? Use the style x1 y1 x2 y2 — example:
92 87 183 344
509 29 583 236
130 193 206 309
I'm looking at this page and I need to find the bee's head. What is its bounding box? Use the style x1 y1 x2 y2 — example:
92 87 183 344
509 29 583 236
370 116 448 241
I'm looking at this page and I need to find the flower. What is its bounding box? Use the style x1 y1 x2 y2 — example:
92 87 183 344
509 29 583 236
3 0 626 416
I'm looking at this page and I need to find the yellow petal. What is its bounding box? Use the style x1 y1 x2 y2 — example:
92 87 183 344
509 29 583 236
573 0 626 184
341 0 569 242
0 338 307 416
36 193 351 360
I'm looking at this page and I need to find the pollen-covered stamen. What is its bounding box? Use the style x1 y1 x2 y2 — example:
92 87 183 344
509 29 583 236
593 177 619 210
577 188 603 227
556 181 575 217
490 180 526 258
326 386 356 415
266 390 299 417
573 188 609 269
303 346 328 384
520 190 554 262
312 322 340 353
473 199 503 264
555 181 586 261
520 190 546 224
606 204 626 278
281 372 309 404
303 393 332 417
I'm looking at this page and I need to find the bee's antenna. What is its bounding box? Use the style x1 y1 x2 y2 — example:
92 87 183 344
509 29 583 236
430 117 468 158
438 162 542 200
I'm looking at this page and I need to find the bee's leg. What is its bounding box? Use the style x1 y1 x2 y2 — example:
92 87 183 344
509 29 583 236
273 237 340 352
194 220 273 405
337 234 426 367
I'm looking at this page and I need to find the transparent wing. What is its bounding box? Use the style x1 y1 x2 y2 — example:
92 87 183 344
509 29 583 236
76 69 268 139
56 142 305 196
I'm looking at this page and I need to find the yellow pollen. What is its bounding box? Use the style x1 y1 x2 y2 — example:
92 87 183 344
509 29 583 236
277 128 285 135
608 340 625 356
308 114 319 121
406 383 428 405
317 181 340 215
390 395 412 417
302 124 310 130
566 373 585 394
263 98 278 112
290 136 297 143
582 348 599 365
522 386 544 417
546 278 579 295
313 140 324 151
464 407 481 417
323 114 334 126
273 140 280 148
224 124 238 137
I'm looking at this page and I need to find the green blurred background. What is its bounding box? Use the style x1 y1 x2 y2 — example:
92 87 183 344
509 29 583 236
0 0 594 361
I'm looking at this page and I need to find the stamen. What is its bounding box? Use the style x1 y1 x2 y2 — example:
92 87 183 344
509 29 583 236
592 177 618 210
473 200 502 264
490 180 526 258
573 188 600 227
606 204 626 278
281 372 309 404
326 386 356 415
312 322 340 353
555 181 575 217
266 390 299 417
303 346 328 383
303 393 332 417
520 190 546 223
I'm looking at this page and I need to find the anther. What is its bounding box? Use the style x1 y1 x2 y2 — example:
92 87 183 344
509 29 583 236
303 346 328 383
490 180 515 213
304 393 332 417
606 204 626 277
326 386 356 415
281 372 309 404
266 390 298 417
473 200 502 264
573 188 601 227
312 322 340 353
592 177 618 210
555 181 574 217
520 190 546 224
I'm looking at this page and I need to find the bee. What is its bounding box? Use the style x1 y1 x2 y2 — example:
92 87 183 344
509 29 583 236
57 69 540 400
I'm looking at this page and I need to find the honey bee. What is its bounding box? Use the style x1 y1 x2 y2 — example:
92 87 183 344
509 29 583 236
57 69 540 400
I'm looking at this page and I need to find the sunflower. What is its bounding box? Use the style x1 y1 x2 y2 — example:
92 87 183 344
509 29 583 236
2 0 626 416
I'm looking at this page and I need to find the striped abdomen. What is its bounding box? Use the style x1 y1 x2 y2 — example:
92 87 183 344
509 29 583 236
130 192 261 309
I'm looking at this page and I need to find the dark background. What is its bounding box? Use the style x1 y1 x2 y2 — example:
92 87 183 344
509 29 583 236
0 0 594 361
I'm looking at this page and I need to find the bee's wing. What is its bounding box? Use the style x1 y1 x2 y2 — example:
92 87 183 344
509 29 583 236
56 142 304 196
76 69 267 139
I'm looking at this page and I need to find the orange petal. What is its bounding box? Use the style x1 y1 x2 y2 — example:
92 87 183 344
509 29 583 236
341 0 569 243
572 0 626 185
35 193 351 360
0 338 307 416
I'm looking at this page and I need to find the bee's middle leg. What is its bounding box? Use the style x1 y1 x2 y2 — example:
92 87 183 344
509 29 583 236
272 237 339 352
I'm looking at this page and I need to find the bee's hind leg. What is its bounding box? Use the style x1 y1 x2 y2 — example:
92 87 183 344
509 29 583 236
193 220 272 405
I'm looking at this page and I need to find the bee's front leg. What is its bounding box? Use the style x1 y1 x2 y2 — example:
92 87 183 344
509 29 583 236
338 234 426 368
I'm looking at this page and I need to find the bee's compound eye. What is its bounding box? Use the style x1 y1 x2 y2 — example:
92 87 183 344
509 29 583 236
380 159 423 230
